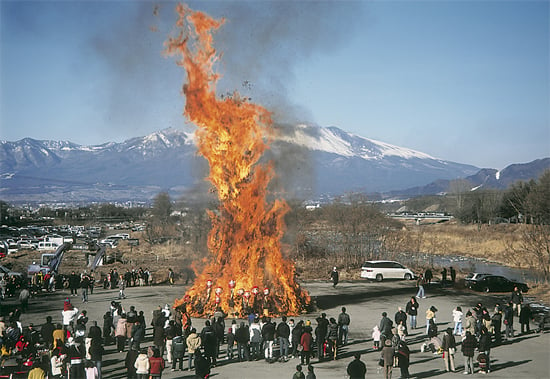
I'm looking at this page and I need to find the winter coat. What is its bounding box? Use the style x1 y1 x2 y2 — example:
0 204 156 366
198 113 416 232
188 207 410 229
186 332 201 354
276 322 290 339
464 315 476 334
148 356 165 375
134 353 150 374
115 318 127 337
441 331 456 351
300 331 313 351
262 322 276 341
382 345 394 367
379 316 393 338
461 334 477 357
406 300 419 316
172 336 185 359
235 326 250 344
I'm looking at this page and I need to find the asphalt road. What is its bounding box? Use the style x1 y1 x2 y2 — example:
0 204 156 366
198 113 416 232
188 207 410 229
4 280 550 378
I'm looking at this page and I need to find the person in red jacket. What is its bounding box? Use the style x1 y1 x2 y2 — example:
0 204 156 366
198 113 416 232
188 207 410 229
300 324 313 365
148 347 165 378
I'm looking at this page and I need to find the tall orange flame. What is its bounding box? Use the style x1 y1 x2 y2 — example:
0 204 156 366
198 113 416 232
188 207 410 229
165 4 309 317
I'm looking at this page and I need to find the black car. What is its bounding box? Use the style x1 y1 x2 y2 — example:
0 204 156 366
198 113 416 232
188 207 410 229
467 274 529 293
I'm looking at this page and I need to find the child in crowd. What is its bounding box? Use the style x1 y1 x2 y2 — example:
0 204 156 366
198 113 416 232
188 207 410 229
372 325 381 350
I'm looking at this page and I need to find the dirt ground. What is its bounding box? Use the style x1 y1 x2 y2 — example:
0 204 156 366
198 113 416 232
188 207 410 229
3 280 549 379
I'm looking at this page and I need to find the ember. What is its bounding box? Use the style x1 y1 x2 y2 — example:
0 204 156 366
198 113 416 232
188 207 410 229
165 3 310 317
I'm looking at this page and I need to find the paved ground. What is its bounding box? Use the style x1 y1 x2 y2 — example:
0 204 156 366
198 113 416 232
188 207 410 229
5 280 550 378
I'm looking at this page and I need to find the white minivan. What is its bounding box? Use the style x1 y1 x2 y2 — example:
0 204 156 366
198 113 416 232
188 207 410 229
360 260 415 282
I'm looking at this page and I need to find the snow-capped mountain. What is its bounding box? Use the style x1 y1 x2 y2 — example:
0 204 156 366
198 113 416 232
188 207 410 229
0 124 520 203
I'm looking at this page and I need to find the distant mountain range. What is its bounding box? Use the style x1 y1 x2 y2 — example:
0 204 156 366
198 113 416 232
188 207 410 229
0 125 548 203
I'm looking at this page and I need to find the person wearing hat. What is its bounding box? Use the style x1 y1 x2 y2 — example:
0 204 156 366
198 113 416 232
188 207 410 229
330 267 339 288
381 338 394 379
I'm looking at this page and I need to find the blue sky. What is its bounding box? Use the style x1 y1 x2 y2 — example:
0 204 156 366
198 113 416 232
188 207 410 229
1 0 548 169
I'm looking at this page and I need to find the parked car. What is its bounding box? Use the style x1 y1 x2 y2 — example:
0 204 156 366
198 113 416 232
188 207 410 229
466 274 529 293
360 260 415 282
464 272 491 287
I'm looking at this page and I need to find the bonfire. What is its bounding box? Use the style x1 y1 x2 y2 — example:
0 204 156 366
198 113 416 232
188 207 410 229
165 3 310 317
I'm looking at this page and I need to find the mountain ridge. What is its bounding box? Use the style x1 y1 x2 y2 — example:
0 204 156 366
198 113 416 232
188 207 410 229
1 125 547 203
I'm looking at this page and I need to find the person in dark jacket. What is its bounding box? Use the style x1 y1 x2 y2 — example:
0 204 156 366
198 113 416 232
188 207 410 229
396 340 410 378
491 304 503 345
504 302 515 339
235 322 250 361
277 316 291 361
379 312 393 346
394 307 408 336
330 267 339 288
461 331 477 375
153 315 166 359
405 297 419 329
89 337 104 379
347 352 366 379
200 320 218 366
262 317 276 361
102 311 113 345
40 315 55 349
293 364 305 379
325 317 339 360
511 286 523 316
441 327 456 372
125 344 139 379
314 313 329 361
478 326 491 373
291 320 304 358
171 335 185 371
519 304 532 334
194 348 210 379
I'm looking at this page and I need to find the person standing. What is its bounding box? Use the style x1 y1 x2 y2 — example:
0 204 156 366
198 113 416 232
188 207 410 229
381 339 394 379
125 345 139 379
315 313 329 361
405 297 419 330
186 327 201 371
416 274 425 298
171 335 185 371
19 286 30 312
504 302 515 339
337 306 351 346
300 324 313 366
441 327 456 372
69 271 80 297
89 337 104 379
41 315 55 349
347 353 367 379
394 307 408 336
330 267 339 288
261 317 276 362
478 327 491 374
452 306 463 335
148 347 165 379
325 317 339 360
379 312 393 347
492 304 503 344
519 304 532 334
425 306 437 335
134 348 150 379
450 267 456 283
80 273 90 303
249 318 262 360
461 331 477 375
118 275 126 299
276 316 291 361
235 322 250 362
511 286 523 316
168 268 174 286
396 340 411 379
